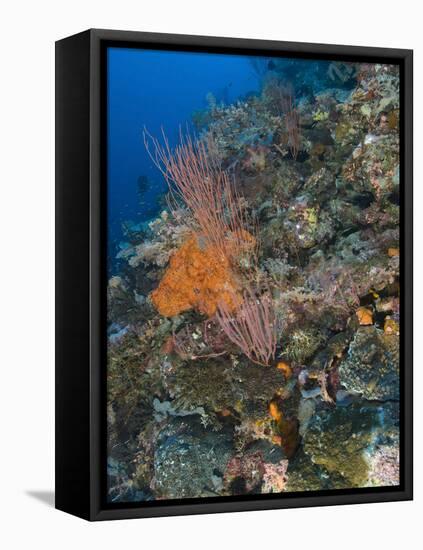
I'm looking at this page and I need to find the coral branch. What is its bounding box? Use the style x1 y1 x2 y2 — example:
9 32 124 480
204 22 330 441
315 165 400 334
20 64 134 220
281 88 301 160
143 129 255 263
216 287 279 366
264 80 301 160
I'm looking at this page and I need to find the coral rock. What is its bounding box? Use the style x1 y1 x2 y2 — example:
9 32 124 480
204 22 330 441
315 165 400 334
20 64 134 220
339 326 399 400
303 403 380 488
262 460 289 493
384 317 399 335
153 417 233 499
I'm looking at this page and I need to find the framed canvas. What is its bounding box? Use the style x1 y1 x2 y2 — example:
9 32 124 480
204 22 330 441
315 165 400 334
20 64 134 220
55 29 413 521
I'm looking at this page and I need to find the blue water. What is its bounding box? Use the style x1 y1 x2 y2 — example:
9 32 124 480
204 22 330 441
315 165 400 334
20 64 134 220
107 47 264 264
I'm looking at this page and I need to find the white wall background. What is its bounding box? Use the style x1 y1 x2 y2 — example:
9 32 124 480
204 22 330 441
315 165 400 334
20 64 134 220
0 1 420 548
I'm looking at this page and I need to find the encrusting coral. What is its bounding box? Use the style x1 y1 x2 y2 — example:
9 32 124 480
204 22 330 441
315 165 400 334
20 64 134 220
151 234 241 317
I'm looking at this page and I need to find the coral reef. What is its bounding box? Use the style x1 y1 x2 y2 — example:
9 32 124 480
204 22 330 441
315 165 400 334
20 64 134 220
107 57 401 502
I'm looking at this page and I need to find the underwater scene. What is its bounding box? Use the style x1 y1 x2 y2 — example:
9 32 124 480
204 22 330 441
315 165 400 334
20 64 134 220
106 47 401 503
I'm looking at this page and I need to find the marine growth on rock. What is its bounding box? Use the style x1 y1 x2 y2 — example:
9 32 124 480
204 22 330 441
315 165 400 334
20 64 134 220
106 51 401 502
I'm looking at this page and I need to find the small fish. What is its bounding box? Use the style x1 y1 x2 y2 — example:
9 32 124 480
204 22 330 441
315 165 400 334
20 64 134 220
137 175 151 195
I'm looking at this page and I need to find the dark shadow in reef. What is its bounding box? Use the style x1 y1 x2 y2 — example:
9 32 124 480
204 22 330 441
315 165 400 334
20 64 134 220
26 490 55 508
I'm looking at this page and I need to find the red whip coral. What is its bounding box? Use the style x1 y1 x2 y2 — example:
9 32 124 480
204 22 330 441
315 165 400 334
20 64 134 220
216 287 278 366
146 131 278 365
263 80 301 160
151 235 241 318
144 130 255 264
283 94 301 160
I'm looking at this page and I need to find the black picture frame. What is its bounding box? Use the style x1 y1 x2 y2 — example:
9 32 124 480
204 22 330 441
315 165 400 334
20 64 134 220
55 28 413 521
